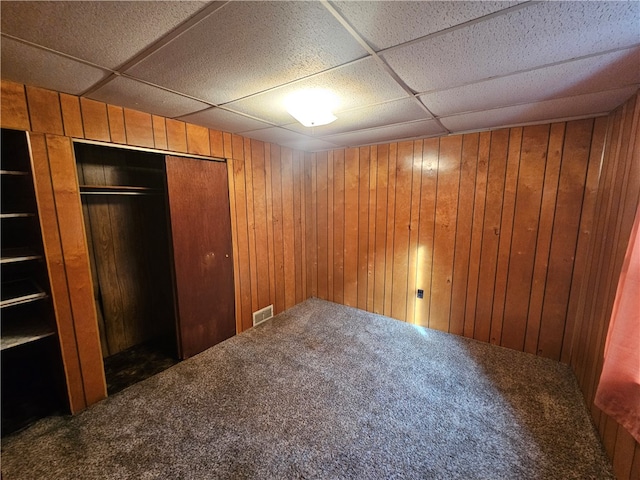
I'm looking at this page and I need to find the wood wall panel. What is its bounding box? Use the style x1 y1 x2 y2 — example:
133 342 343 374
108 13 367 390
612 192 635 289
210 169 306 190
123 109 153 148
107 105 126 144
429 136 461 331
568 92 640 480
305 119 611 365
80 98 110 142
29 133 86 413
26 86 63 136
1 80 30 130
450 133 478 336
186 123 210 156
166 118 187 153
60 93 84 138
43 134 107 406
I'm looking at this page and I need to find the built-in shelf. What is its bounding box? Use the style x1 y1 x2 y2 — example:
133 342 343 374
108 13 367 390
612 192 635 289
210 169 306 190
1 248 42 264
1 319 56 351
1 279 48 309
0 169 29 176
1 212 36 219
80 185 162 196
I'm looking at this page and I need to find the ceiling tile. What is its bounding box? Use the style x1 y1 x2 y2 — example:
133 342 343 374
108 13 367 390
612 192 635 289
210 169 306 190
440 87 639 133
87 76 210 119
420 47 640 117
0 37 109 95
126 1 367 105
0 1 208 69
332 1 520 51
285 98 431 136
225 58 409 126
325 120 446 148
383 1 640 93
178 107 273 134
240 127 341 152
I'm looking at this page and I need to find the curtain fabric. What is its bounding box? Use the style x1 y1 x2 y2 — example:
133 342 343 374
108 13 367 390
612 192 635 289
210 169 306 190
594 204 640 443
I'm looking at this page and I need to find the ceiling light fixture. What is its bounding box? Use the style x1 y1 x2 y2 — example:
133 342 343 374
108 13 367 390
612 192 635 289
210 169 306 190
285 89 339 127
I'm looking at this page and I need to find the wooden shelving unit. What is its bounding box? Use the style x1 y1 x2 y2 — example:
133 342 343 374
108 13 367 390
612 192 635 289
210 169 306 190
1 128 64 434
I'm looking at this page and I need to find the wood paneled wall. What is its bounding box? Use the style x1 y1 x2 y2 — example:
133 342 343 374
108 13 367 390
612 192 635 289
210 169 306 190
569 92 640 480
302 120 606 361
3 79 639 476
0 80 308 408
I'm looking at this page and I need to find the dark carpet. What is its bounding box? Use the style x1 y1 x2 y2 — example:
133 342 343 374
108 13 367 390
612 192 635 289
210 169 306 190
1 298 613 479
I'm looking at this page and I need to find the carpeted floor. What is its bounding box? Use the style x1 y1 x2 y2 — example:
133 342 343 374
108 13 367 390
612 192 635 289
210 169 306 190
1 298 613 479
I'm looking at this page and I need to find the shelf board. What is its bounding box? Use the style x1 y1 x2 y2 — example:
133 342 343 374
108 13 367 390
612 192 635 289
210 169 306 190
1 248 42 264
1 279 48 308
1 212 36 219
79 185 162 196
1 319 56 351
0 169 29 176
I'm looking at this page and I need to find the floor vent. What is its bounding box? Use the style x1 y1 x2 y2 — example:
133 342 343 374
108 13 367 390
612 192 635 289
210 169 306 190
252 305 274 327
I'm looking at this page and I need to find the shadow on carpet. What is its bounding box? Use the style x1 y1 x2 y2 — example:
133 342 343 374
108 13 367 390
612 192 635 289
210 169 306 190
1 298 613 479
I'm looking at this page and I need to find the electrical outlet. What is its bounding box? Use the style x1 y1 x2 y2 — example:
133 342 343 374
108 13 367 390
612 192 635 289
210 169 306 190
417 289 424 299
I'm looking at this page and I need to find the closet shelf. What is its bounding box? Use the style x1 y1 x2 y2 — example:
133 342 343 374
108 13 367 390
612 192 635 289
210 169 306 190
1 212 36 219
1 248 43 264
1 169 29 176
80 185 163 196
1 279 48 308
1 319 56 351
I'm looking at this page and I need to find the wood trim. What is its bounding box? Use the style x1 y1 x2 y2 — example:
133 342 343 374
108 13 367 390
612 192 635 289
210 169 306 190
28 133 87 413
45 134 107 406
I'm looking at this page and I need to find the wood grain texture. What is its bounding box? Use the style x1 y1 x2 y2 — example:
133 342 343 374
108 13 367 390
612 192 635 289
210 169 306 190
60 93 84 138
568 92 640 479
80 98 110 142
45 134 106 406
166 119 187 153
186 123 210 156
357 147 370 310
390 142 413 321
107 105 126 144
429 136 461 331
317 151 329 301
76 146 174 356
29 133 86 413
1 80 30 130
26 86 63 135
450 133 478 335
152 115 168 150
123 109 153 148
210 129 224 158
230 136 252 331
166 156 235 359
226 157 242 334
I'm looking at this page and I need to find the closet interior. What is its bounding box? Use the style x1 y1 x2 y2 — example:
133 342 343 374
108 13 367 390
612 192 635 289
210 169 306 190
74 143 178 394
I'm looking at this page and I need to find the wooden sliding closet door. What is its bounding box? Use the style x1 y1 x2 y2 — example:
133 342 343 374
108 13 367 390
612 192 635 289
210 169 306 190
165 156 235 359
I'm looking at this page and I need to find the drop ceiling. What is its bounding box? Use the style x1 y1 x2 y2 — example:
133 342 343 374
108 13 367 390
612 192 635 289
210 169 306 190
1 1 638 152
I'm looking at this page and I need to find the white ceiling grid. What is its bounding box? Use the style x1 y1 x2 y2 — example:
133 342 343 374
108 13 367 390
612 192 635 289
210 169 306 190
1 1 638 152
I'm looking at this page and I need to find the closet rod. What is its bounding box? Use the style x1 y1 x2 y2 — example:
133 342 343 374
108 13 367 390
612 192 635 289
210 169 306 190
79 185 162 196
79 191 161 196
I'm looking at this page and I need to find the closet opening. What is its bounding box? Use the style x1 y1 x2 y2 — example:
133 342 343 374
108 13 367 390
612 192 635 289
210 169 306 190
74 142 179 395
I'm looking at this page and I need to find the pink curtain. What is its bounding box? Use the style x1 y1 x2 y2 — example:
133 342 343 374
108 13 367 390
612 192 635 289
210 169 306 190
595 204 640 443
